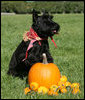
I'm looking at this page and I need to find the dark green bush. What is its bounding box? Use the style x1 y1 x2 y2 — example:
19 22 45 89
1 1 84 14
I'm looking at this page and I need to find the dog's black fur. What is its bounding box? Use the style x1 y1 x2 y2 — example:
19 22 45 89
7 10 60 79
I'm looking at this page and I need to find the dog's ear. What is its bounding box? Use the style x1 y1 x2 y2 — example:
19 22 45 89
42 10 53 19
33 9 38 22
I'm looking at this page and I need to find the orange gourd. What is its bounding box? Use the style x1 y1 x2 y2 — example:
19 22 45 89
28 53 61 88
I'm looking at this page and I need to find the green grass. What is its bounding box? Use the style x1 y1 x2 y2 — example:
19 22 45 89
1 14 84 99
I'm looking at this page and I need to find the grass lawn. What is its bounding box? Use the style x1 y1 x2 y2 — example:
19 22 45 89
1 14 84 99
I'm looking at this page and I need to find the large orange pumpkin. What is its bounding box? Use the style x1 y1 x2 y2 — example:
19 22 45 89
28 53 61 88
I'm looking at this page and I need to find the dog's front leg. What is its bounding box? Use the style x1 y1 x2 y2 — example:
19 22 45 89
46 52 54 63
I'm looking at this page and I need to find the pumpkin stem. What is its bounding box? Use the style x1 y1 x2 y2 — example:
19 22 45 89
42 53 48 64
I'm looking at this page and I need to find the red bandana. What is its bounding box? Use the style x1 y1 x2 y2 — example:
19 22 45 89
22 28 57 61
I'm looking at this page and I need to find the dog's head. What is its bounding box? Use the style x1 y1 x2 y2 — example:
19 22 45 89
32 9 60 38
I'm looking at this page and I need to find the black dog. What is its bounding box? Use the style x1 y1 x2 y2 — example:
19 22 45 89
7 10 60 79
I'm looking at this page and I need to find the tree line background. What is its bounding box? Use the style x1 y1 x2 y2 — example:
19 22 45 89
1 1 84 14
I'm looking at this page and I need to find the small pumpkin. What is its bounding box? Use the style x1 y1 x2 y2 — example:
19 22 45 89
49 85 60 92
24 87 31 95
58 81 66 89
72 88 80 94
71 83 80 89
65 81 71 87
38 86 49 94
60 88 67 93
28 53 61 88
30 82 39 91
48 90 58 96
60 75 67 83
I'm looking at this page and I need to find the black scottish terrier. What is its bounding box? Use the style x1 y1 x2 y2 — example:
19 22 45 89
7 10 60 79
